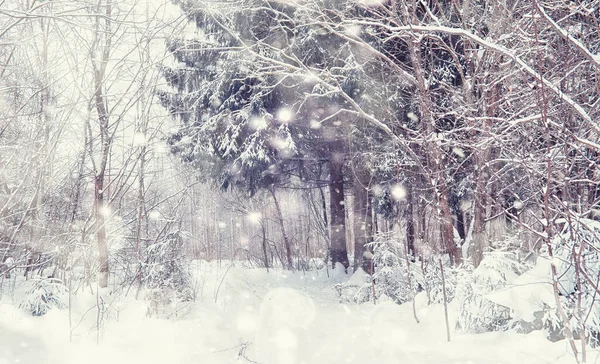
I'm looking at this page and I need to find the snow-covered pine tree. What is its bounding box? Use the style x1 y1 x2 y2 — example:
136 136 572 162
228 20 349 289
144 231 193 317
455 236 530 334
159 0 393 269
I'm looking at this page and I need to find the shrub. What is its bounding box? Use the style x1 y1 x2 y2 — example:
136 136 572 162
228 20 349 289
143 232 194 318
455 237 530 333
19 277 68 316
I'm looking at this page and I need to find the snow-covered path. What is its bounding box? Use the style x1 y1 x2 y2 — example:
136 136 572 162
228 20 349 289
0 263 594 364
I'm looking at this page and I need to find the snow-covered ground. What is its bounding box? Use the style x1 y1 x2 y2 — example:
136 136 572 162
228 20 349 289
0 262 596 364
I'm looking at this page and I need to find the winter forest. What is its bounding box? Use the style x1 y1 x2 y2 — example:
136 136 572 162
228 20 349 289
1 0 600 363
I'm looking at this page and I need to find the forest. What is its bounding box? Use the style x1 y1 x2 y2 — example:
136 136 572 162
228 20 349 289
1 0 599 363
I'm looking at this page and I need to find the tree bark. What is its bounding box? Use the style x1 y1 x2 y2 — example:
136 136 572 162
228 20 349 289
329 154 348 270
402 4 460 264
261 222 269 272
95 174 109 288
90 0 113 288
455 207 466 242
270 188 293 270
471 153 489 268
134 145 145 299
438 183 461 265
353 180 373 273
406 184 416 260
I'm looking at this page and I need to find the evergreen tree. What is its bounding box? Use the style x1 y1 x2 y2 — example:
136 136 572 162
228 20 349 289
159 0 394 269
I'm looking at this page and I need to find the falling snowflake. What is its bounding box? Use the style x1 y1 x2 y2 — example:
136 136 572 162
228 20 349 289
149 210 161 220
277 108 294 123
99 205 112 217
132 132 147 146
390 184 407 201
310 119 321 129
248 212 262 224
249 117 268 131
344 24 362 37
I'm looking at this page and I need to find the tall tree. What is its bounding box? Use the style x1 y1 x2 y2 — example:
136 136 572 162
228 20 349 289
159 0 387 268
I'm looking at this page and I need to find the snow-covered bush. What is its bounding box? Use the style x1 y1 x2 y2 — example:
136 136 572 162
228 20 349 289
334 267 373 304
143 232 194 317
480 221 600 346
307 258 327 271
507 219 600 346
334 232 410 304
337 232 461 306
541 218 600 346
455 236 531 333
338 232 450 305
19 277 68 316
369 232 413 304
419 255 458 305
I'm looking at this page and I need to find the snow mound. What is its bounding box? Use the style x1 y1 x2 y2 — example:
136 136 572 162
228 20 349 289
346 267 370 286
334 267 372 303
485 258 555 322
331 262 348 278
255 288 316 364
368 301 407 341
258 287 316 328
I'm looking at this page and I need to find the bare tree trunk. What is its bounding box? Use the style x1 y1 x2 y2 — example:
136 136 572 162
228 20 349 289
134 147 145 299
70 144 87 223
532 5 579 359
353 180 373 273
261 222 269 272
438 181 461 265
270 188 293 270
95 174 109 288
417 195 427 260
90 0 113 288
406 184 416 259
471 150 489 267
440 258 451 342
317 183 331 274
329 154 348 270
455 207 466 242
403 5 460 264
403 192 419 323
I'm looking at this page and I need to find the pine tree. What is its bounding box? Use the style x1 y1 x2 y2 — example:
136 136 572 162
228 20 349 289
159 0 390 269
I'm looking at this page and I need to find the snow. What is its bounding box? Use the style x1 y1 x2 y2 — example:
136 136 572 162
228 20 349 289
343 24 362 37
407 112 419 122
132 133 148 146
148 210 161 220
356 0 386 6
276 108 294 123
98 205 112 217
255 288 316 364
346 267 370 286
485 257 556 322
452 147 465 158
246 211 262 224
390 184 407 201
513 199 524 210
248 117 268 131
309 119 321 129
1 261 597 364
